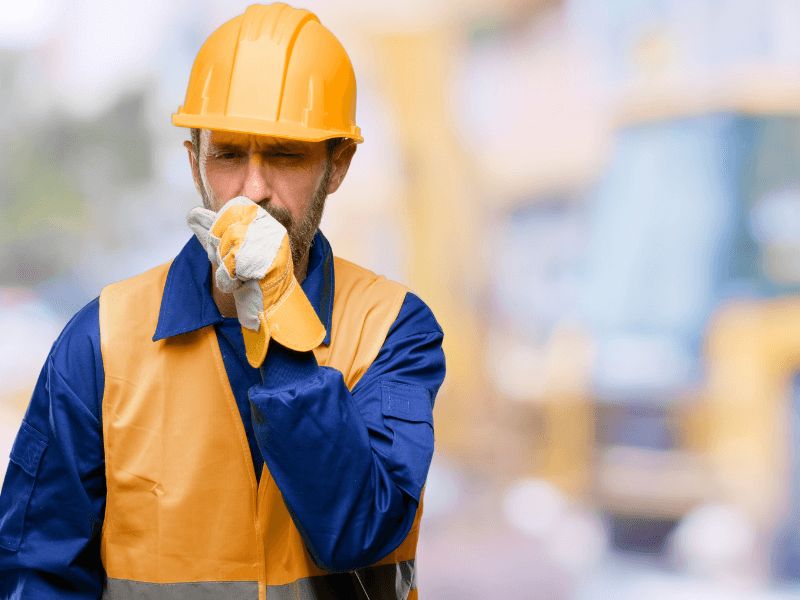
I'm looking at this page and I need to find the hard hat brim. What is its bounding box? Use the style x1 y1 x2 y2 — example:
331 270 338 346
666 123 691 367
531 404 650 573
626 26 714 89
172 111 363 144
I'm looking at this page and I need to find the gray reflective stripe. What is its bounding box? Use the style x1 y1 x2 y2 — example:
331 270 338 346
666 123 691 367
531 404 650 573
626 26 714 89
267 560 416 600
103 578 259 599
103 560 415 600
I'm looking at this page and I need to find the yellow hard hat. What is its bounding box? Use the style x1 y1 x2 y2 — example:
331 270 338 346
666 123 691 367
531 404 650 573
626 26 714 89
173 3 363 143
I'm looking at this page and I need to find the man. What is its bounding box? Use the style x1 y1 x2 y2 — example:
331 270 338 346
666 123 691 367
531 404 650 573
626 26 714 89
0 4 445 599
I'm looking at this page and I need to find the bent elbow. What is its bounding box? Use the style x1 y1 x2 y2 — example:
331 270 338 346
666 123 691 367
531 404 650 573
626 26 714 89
308 507 418 572
313 544 393 573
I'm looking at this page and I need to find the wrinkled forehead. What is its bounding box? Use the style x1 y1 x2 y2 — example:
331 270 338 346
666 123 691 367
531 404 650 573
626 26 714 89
204 129 316 152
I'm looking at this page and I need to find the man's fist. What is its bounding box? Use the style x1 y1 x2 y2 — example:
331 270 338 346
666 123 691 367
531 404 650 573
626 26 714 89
187 197 325 367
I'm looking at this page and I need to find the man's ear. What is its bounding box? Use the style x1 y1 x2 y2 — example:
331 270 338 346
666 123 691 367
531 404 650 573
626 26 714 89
326 140 357 195
184 139 205 200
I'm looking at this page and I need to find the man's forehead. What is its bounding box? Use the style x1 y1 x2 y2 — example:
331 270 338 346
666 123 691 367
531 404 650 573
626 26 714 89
206 130 310 149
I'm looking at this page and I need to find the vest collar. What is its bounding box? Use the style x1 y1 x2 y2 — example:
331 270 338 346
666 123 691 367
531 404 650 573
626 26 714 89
153 230 334 345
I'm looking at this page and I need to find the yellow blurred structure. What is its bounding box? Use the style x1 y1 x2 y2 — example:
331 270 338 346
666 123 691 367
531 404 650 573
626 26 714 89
504 74 800 574
372 29 493 466
372 1 800 579
702 298 800 526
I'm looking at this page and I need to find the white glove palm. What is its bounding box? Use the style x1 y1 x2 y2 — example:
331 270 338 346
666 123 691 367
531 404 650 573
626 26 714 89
187 196 325 367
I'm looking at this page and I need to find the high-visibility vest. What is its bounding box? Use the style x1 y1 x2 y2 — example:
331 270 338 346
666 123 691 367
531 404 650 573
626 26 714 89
98 255 421 599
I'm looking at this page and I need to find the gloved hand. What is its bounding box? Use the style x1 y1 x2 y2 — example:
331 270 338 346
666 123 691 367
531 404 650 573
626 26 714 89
187 196 325 368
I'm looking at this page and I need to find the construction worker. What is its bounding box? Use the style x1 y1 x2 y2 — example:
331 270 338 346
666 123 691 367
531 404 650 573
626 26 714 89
0 4 445 599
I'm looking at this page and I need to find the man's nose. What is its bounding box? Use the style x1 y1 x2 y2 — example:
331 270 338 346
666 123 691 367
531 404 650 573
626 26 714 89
241 154 271 202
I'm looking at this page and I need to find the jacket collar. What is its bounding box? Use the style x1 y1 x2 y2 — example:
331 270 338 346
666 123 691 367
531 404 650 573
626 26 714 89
153 230 334 345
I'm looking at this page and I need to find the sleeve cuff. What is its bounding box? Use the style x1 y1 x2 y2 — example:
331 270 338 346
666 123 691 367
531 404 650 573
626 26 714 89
259 342 319 389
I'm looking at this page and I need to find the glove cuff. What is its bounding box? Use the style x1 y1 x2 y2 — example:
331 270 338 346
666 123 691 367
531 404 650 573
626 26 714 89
241 276 325 368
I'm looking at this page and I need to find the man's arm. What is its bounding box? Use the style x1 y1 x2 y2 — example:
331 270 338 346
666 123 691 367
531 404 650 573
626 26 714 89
0 299 106 599
249 291 445 572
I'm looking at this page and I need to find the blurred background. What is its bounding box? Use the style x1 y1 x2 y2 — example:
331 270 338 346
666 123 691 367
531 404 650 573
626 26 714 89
3 0 800 597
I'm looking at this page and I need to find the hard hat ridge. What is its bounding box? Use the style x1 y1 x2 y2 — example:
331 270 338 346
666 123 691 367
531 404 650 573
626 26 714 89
173 3 363 143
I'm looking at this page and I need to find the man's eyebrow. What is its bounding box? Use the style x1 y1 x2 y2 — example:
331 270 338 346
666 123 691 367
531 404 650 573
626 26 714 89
259 141 304 152
208 141 305 153
208 142 247 153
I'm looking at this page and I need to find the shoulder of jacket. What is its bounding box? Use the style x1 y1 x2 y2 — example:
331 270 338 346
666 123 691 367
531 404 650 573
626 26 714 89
101 261 173 299
325 256 409 386
332 255 408 295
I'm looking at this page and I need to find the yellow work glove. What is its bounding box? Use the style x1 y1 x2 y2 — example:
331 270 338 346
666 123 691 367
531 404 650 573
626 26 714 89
187 197 325 368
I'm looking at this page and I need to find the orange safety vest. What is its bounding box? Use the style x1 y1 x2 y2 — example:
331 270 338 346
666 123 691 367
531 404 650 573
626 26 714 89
98 256 422 599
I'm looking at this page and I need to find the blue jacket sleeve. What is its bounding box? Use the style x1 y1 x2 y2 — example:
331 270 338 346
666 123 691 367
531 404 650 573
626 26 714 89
0 299 106 599
249 291 445 572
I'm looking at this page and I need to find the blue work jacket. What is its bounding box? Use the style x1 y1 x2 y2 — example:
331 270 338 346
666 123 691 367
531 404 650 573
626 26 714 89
0 230 445 598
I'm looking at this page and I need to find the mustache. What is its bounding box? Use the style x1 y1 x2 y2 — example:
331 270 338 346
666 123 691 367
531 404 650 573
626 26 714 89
259 201 293 231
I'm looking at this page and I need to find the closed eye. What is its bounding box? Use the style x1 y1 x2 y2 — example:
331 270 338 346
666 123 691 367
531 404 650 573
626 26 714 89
214 152 243 160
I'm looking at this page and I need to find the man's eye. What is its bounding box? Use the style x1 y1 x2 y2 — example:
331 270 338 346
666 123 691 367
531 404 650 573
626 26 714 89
214 152 242 160
271 152 301 159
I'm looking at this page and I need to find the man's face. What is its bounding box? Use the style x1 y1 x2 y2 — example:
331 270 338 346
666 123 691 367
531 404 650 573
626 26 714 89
185 129 354 267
